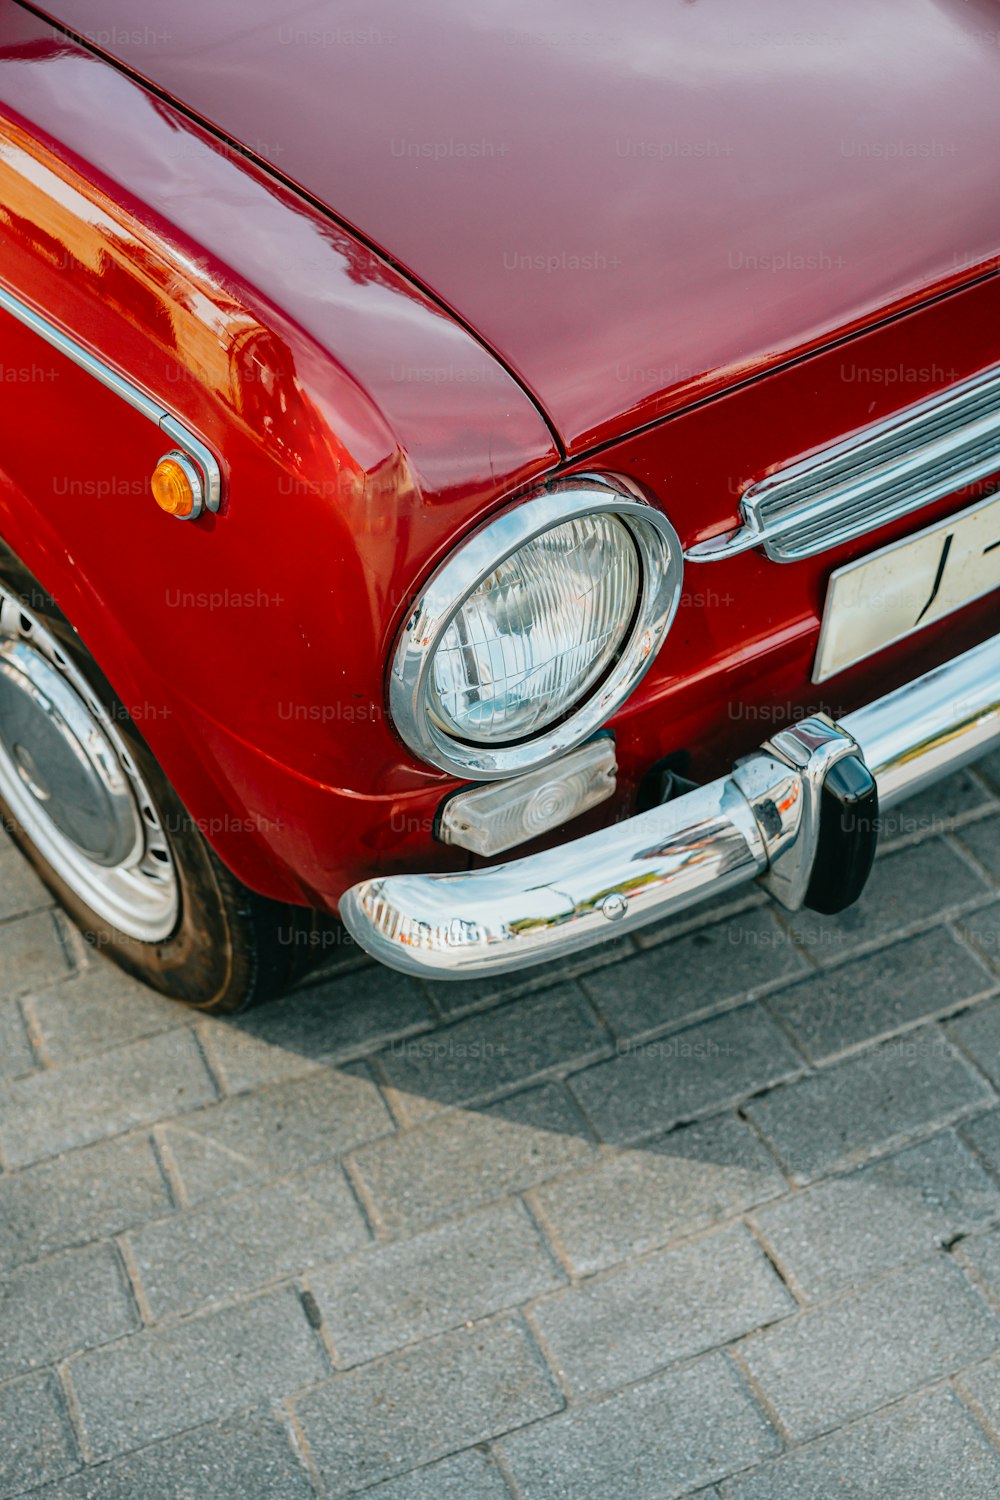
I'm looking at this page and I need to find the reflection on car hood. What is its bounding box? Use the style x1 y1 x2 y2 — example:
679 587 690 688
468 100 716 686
22 0 1000 451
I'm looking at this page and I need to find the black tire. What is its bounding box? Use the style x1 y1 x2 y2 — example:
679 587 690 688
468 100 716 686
0 542 320 1012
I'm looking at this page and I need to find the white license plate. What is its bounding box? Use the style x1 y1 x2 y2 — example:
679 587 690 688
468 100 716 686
813 490 1000 682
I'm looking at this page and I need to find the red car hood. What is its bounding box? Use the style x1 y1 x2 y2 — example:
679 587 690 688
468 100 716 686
20 0 1000 451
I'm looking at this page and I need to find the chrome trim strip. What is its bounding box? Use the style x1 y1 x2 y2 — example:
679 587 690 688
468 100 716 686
159 416 222 513
342 630 1000 975
686 360 1000 564
390 475 684 780
0 282 222 514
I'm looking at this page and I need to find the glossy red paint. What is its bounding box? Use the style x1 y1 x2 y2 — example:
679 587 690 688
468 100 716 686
1 2 999 918
0 6 557 906
19 0 1000 450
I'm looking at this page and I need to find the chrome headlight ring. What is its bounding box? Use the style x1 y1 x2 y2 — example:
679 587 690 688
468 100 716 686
389 474 684 779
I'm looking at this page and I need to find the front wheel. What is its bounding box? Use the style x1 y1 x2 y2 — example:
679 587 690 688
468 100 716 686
0 550 319 1012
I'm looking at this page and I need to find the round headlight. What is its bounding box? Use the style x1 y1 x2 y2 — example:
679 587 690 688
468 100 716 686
427 512 639 743
391 475 683 779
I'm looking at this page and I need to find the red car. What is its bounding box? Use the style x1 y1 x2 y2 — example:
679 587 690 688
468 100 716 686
2 1 1000 1012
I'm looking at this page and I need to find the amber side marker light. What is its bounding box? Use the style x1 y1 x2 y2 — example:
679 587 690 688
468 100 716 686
151 450 204 520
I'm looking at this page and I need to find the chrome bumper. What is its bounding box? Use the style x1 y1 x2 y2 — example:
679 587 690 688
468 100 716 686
341 633 1000 976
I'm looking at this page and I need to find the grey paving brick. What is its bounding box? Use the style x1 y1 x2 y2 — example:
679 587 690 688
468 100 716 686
582 908 806 1043
957 1354 1000 1440
195 1025 322 1095
956 900 1000 972
960 1106 1000 1176
203 966 434 1093
956 1224 1000 1305
499 1351 779 1500
27 962 185 1064
633 887 769 950
739 1256 1000 1442
949 995 1000 1088
765 928 994 1063
29 1407 314 1499
0 1030 217 1169
296 936 369 985
0 1242 138 1380
422 937 634 1020
745 1031 994 1182
350 1084 595 1234
722 1385 1000 1500
530 1114 787 1276
531 1224 794 1399
0 910 74 996
292 1316 561 1495
0 1135 171 1272
0 843 50 920
877 768 994 844
0 995 35 1080
973 749 1000 796
159 1064 392 1204
786 839 987 961
127 1162 369 1318
377 985 610 1120
310 1198 562 1364
352 1447 512 1499
959 812 1000 882
570 1004 802 1146
0 1371 78 1498
68 1287 327 1460
752 1131 1000 1300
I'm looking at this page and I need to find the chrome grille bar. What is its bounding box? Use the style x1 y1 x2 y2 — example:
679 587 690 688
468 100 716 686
686 360 1000 563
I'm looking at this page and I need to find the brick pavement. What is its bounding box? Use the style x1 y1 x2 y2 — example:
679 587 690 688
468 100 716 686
2 758 1000 1495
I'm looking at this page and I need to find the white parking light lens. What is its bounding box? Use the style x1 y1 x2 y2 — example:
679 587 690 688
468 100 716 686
438 738 617 855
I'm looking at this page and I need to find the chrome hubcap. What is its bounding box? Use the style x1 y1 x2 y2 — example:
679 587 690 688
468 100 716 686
0 588 179 941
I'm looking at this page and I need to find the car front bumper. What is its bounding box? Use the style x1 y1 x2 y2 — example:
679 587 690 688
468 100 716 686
341 632 1000 976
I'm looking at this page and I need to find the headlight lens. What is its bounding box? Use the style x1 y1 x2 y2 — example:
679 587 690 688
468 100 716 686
426 514 638 743
390 476 684 779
